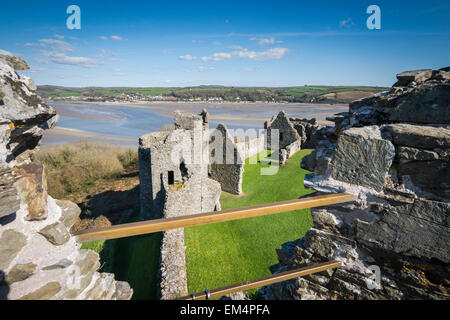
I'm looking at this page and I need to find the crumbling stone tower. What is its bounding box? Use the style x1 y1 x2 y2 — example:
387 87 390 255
265 111 302 165
138 109 222 299
138 109 221 221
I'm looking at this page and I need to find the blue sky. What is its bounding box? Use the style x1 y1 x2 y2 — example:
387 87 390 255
1 0 449 87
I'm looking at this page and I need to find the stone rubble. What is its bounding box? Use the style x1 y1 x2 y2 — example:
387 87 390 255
0 54 132 300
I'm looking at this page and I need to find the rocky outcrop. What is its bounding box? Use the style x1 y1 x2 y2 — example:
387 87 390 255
0 54 132 300
260 67 450 300
290 118 329 149
330 126 395 191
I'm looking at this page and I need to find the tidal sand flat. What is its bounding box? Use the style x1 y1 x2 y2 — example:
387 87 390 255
42 101 348 146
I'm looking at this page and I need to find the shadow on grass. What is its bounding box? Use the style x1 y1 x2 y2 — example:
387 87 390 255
83 209 162 300
78 185 140 225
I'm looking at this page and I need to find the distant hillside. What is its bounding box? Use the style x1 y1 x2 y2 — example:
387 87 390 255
37 85 389 104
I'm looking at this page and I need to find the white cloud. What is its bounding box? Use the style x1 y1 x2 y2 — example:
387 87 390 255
24 42 39 47
232 47 288 60
199 47 288 62
0 49 12 56
186 66 216 73
250 37 283 46
34 58 49 64
179 54 197 61
110 35 123 41
98 49 115 58
54 34 65 39
250 37 282 46
39 39 73 52
213 41 222 46
35 38 102 68
100 36 108 40
42 51 103 68
201 52 232 61
239 66 260 72
339 18 354 27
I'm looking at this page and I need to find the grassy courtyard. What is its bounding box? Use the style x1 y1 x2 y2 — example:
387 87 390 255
82 149 315 299
184 149 315 296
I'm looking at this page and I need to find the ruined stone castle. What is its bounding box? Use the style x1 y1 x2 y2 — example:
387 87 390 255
1 51 448 301
137 105 317 298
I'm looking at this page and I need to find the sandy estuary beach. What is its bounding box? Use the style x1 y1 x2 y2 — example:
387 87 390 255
42 101 348 147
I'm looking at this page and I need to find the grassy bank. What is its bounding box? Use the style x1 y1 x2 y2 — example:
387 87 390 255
35 141 138 199
185 150 315 296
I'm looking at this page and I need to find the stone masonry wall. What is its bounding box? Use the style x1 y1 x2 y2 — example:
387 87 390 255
0 54 132 300
265 110 301 150
209 124 245 195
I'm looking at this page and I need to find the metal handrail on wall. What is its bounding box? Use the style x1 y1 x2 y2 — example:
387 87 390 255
175 260 342 300
73 193 356 242
72 192 357 299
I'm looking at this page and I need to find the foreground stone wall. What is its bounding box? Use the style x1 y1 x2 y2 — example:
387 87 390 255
258 67 449 300
0 54 132 300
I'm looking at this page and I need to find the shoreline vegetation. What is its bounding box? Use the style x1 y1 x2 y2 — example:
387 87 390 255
37 85 389 105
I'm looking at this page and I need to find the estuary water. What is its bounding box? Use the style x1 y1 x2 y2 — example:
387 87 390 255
42 101 347 146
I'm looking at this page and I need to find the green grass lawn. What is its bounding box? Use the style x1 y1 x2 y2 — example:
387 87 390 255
82 210 162 300
184 149 315 296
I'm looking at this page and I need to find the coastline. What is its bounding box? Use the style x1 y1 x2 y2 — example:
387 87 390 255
47 100 348 125
41 126 137 147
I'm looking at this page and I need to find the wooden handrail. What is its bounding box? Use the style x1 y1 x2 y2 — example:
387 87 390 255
74 193 356 242
174 260 342 300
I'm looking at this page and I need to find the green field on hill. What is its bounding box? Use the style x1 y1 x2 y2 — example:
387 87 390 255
184 150 315 297
37 85 388 103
